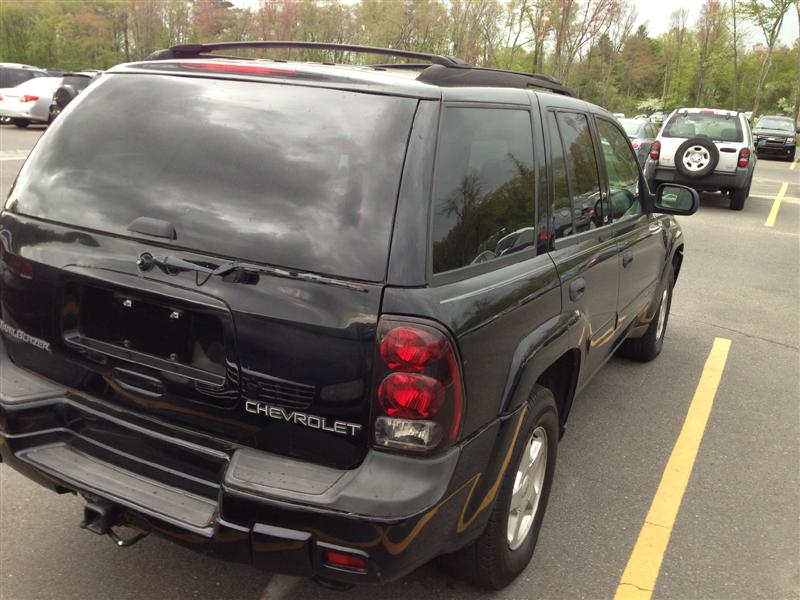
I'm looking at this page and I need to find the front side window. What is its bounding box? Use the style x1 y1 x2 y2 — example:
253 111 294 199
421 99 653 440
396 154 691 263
596 118 643 221
431 108 534 274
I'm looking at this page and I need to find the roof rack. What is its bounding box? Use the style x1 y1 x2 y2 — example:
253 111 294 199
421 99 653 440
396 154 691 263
145 41 575 97
147 41 469 68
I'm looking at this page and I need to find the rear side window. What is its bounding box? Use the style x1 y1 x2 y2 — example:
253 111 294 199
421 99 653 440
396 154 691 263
662 112 743 142
554 111 604 235
431 107 534 274
8 74 417 282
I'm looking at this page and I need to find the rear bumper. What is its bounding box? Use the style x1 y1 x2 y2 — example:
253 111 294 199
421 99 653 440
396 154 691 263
0 338 515 583
648 165 750 190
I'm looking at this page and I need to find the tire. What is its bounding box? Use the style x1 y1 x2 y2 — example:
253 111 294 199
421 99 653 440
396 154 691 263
439 386 559 590
619 266 674 362
12 119 30 129
730 178 750 211
674 137 719 178
788 148 796 163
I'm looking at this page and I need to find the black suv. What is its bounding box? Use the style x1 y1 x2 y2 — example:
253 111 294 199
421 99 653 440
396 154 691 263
0 42 698 590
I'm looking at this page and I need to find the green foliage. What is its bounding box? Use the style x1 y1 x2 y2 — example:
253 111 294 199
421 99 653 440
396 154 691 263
0 0 797 117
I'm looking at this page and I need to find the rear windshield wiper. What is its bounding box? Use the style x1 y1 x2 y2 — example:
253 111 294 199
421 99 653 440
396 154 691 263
136 253 368 292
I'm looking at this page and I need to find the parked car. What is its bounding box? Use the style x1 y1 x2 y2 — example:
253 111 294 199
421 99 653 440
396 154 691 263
0 63 48 124
752 115 797 161
48 71 102 121
645 107 756 210
649 111 666 125
612 112 625 118
0 41 698 591
619 117 659 166
0 76 62 127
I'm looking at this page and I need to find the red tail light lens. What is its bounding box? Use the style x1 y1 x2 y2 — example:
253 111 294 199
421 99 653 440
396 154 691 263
738 147 750 168
649 140 661 160
2 253 33 279
324 551 367 572
379 373 444 418
372 317 464 453
178 61 296 77
379 326 442 372
20 95 39 103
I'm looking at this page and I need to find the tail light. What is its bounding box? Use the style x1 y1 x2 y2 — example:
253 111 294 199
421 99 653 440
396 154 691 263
20 95 39 103
1 250 33 279
649 140 661 160
372 317 464 453
323 550 368 573
738 147 751 168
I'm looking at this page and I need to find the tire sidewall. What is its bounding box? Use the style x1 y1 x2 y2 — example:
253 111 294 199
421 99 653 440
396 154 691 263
494 388 559 578
653 267 675 355
675 137 719 178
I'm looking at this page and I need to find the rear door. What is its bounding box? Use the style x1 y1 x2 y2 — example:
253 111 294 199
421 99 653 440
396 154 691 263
544 108 619 379
593 116 667 329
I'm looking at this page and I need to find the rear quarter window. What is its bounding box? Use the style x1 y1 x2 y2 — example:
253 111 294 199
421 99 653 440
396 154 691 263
430 107 535 274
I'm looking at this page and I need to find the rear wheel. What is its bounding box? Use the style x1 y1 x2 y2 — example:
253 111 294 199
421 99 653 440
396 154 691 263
439 386 559 590
12 119 30 129
730 181 749 211
620 266 674 362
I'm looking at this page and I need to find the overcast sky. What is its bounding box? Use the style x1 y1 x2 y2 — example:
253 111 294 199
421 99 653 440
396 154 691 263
633 0 799 46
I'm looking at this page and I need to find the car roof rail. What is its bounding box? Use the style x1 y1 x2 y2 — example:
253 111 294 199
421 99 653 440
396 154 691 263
147 41 469 68
145 40 576 97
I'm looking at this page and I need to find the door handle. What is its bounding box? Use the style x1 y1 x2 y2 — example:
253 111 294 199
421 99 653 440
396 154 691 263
622 250 634 268
569 278 586 302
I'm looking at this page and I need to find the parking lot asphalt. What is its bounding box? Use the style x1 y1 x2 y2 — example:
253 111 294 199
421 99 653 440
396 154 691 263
1 123 798 600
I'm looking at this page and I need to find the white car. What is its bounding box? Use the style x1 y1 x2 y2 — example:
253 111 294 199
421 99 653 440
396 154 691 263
644 108 756 211
0 77 62 127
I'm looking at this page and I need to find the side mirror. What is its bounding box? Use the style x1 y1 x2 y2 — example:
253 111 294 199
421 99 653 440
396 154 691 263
654 184 699 215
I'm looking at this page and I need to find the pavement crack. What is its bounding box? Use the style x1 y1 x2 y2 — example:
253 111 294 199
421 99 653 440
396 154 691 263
645 520 670 530
619 582 654 593
671 313 800 351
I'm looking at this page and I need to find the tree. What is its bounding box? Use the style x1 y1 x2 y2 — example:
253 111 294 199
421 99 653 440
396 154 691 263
741 0 795 115
695 1 728 106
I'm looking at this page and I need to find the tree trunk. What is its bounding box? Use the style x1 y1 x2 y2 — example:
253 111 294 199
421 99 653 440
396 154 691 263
731 0 738 109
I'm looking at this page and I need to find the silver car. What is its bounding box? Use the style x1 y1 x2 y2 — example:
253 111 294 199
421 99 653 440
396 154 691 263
0 77 62 127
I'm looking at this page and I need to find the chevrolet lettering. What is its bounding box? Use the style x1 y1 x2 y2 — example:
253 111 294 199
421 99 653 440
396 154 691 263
244 401 362 436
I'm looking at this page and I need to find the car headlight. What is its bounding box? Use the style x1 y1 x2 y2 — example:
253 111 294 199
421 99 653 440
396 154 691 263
786 137 795 144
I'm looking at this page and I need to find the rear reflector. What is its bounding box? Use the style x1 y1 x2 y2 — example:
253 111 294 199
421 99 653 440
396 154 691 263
649 140 661 160
178 61 296 77
324 551 367 572
20 95 39 103
738 147 751 168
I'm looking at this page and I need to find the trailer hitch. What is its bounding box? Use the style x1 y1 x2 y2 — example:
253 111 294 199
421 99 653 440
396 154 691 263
80 499 150 547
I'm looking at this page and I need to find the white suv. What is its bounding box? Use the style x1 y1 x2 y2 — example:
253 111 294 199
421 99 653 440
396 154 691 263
645 108 756 210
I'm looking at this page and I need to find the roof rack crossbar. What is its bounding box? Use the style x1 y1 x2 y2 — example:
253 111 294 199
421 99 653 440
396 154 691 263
152 41 469 68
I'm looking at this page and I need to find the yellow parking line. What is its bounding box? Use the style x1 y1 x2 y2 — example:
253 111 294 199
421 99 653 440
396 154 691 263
790 158 797 171
614 338 732 600
764 183 788 227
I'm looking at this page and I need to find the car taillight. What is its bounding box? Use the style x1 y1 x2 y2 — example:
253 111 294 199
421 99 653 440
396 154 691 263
372 317 464 453
649 140 661 160
20 95 39 103
323 550 367 572
738 147 750 168
2 252 33 279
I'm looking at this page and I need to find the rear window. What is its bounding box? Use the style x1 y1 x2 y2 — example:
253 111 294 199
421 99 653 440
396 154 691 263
7 74 417 282
619 119 643 137
61 75 93 90
0 68 42 88
662 112 742 142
